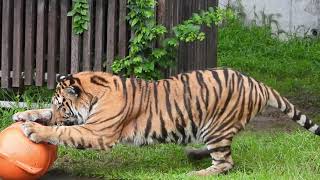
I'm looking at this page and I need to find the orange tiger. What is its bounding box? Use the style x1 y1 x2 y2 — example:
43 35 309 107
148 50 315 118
12 68 320 176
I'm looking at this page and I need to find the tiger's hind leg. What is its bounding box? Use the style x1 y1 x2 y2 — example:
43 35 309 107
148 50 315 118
185 147 211 161
189 133 234 176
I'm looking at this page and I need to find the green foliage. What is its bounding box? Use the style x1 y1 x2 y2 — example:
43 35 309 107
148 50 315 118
218 19 320 98
112 0 234 80
67 0 89 35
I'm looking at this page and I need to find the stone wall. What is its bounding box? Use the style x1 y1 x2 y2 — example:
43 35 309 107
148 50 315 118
220 0 320 39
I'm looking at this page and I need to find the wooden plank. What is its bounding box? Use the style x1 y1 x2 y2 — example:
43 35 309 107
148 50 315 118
24 0 36 85
0 0 2 69
47 0 58 89
178 0 187 73
1 0 13 88
118 0 128 58
202 0 208 68
35 0 47 86
94 0 105 71
169 0 178 76
60 0 71 75
71 35 80 74
195 0 202 70
206 0 218 67
82 0 93 71
12 0 24 87
106 0 117 72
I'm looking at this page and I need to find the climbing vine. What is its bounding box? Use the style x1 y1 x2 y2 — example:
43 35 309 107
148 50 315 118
67 0 89 35
67 0 234 79
112 0 235 80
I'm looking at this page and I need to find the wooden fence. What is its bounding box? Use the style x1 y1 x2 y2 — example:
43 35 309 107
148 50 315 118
0 0 217 89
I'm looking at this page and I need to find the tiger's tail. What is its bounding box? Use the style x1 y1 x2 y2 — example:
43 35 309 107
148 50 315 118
266 87 320 135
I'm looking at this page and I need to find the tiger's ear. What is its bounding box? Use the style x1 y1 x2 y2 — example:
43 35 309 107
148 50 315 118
56 74 70 83
57 75 66 83
64 86 81 97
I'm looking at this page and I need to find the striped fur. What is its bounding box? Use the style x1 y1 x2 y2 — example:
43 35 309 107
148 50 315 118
13 68 320 176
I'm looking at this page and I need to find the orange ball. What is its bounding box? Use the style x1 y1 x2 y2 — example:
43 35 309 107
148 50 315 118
0 122 57 180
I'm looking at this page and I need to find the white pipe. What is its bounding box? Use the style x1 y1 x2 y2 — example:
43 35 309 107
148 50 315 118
0 101 50 109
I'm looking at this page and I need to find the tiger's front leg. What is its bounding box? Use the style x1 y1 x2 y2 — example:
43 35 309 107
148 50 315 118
12 109 52 124
20 121 115 151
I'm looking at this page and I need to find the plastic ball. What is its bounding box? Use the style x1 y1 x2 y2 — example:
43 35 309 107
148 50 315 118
0 122 57 180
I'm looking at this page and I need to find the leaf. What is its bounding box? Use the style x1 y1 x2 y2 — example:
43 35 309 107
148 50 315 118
134 66 143 74
131 18 139 26
67 10 76 17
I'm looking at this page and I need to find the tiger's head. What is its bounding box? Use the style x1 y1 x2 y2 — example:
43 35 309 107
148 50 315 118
48 72 115 126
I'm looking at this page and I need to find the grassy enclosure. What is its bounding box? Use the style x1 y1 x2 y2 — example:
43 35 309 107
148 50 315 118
1 19 320 179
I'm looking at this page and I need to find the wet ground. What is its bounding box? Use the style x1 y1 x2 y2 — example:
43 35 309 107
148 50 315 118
41 169 100 180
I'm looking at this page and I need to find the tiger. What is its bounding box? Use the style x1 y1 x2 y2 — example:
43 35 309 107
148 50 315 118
12 68 320 176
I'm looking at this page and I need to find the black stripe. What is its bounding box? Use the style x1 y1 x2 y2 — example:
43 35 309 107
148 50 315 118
114 79 119 90
205 132 233 145
130 77 136 101
137 82 145 115
223 69 229 87
271 89 282 109
121 77 127 97
70 137 76 146
181 74 192 99
145 83 151 108
89 96 98 112
195 96 203 126
98 138 106 150
163 80 174 122
292 109 300 121
246 78 254 122
304 118 313 129
208 145 231 153
211 70 222 97
218 83 233 116
282 98 292 114
175 119 186 142
174 100 186 127
315 127 320 135
153 82 159 114
159 111 168 140
144 108 153 138
196 71 209 109
171 132 179 142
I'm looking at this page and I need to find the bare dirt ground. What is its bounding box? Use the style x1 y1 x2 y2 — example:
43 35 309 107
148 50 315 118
246 107 300 132
247 96 320 132
41 169 100 180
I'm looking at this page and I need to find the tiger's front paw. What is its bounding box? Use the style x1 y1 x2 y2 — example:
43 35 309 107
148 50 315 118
13 111 40 122
12 110 52 124
20 121 49 143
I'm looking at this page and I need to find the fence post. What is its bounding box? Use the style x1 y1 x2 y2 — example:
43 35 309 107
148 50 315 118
106 0 117 72
35 0 47 86
24 0 36 86
1 0 13 88
94 0 105 71
59 0 72 75
47 0 59 89
12 0 24 87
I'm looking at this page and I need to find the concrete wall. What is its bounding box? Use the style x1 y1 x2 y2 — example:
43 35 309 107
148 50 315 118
220 0 320 39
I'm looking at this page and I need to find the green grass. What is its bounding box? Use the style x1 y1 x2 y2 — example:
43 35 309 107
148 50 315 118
219 20 320 98
0 19 320 179
45 131 320 179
